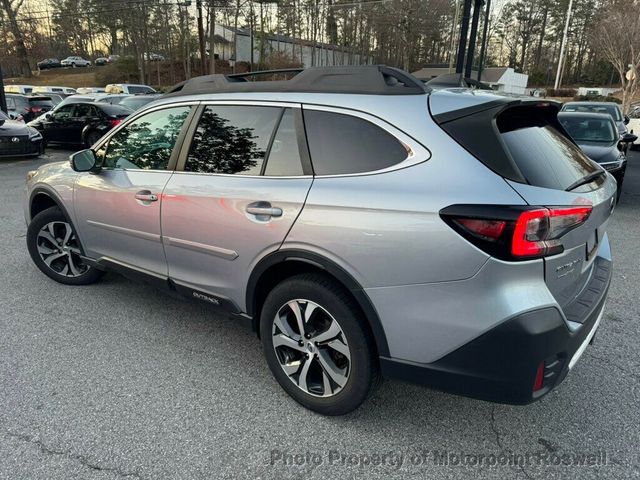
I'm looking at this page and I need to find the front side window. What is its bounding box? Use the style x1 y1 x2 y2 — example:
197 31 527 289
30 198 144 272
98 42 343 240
52 105 75 121
103 106 191 170
303 110 408 175
185 105 281 175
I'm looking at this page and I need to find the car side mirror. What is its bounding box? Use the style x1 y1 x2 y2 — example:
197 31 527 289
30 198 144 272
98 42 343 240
621 132 638 143
624 115 630 125
70 149 101 173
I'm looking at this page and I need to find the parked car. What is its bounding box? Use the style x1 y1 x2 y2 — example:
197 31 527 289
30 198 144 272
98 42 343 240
28 102 130 147
55 94 105 108
36 58 62 70
628 107 640 150
558 112 635 200
76 87 106 94
5 94 55 122
144 53 165 61
0 110 44 157
24 67 616 415
28 92 64 106
93 94 131 105
105 83 157 94
94 57 109 66
118 94 160 111
4 85 34 94
561 101 631 153
61 56 91 67
107 54 120 63
32 86 77 96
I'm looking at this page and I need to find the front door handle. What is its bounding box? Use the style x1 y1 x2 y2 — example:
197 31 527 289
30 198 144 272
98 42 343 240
135 190 158 202
246 201 283 218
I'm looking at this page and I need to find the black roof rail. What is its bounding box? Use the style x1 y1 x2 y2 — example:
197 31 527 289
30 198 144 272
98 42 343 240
163 65 430 97
425 73 493 90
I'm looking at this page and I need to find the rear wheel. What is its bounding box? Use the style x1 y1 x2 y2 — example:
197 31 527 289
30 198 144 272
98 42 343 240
260 273 379 415
27 207 104 285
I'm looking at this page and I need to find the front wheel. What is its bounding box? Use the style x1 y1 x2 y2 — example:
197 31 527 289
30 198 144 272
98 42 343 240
260 273 379 415
27 207 104 285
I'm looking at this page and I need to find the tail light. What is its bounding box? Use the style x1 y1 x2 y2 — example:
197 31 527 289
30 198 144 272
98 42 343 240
533 361 545 392
109 118 122 128
29 107 42 113
441 204 592 261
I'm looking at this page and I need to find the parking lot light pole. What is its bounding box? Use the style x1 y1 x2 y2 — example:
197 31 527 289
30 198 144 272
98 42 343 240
0 64 6 114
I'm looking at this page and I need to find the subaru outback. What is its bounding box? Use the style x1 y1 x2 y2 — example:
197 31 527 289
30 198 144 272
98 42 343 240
25 66 615 415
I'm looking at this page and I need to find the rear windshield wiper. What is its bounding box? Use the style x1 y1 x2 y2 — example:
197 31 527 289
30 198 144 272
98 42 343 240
565 170 606 191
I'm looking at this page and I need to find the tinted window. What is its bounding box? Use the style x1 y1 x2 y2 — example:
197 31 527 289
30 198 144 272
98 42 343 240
99 104 132 116
128 86 154 94
6 98 16 110
303 110 407 175
185 105 281 175
264 109 303 176
28 99 54 108
559 116 617 143
103 106 191 170
73 104 94 117
562 103 622 122
120 97 157 110
53 104 75 120
500 125 599 191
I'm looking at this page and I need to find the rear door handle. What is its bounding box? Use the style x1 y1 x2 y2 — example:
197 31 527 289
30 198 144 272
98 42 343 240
135 190 158 202
246 202 283 218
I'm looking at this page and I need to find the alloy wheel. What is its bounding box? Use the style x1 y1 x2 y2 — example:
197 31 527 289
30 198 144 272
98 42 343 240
36 221 88 277
271 299 351 398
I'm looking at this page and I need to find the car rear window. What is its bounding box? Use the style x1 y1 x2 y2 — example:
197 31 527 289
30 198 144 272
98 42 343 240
100 104 132 116
497 107 600 190
28 98 54 107
562 103 622 122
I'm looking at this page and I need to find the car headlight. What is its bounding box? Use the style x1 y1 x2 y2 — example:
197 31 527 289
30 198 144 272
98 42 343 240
26 170 37 182
601 154 624 171
28 128 42 140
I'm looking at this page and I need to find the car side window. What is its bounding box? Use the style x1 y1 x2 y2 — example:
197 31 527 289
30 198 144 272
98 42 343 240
303 110 408 175
74 104 92 117
102 106 191 170
263 109 304 176
7 98 16 110
53 105 75 120
185 105 281 175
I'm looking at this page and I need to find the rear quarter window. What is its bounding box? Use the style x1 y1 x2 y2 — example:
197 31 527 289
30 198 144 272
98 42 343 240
497 106 599 191
303 110 408 175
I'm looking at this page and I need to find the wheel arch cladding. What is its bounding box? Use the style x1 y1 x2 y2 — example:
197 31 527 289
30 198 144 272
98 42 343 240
30 189 61 220
246 249 390 357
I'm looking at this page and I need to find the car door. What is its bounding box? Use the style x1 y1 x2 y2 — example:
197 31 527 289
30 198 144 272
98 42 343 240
161 103 313 310
41 104 75 141
74 105 194 276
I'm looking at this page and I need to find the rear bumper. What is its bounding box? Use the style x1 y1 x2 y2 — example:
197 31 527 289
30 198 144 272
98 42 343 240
381 258 611 405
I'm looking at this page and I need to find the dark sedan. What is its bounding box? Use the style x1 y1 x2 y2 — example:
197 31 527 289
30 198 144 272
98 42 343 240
0 111 44 158
28 102 131 147
5 94 55 122
559 111 637 199
36 58 62 70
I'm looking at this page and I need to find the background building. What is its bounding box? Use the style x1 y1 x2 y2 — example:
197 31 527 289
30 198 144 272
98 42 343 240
211 25 372 68
412 66 529 95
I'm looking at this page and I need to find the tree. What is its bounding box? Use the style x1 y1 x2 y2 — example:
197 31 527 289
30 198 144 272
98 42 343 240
1 0 31 76
591 0 640 112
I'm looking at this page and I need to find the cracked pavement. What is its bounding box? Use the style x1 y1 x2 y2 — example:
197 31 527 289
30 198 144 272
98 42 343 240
0 147 639 479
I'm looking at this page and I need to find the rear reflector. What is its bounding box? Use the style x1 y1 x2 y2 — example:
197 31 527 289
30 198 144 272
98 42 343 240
109 119 122 127
441 204 592 261
533 361 545 392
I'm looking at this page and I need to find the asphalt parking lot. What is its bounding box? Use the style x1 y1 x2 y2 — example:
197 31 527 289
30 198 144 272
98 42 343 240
1 147 639 480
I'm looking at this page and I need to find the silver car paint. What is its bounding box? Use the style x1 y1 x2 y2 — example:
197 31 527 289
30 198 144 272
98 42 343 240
24 88 613 367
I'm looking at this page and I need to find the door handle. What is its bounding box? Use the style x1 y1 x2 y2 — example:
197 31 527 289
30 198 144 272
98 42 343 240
135 190 158 202
246 202 283 218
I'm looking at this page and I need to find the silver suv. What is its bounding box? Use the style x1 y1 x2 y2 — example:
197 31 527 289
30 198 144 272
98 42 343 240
25 67 615 415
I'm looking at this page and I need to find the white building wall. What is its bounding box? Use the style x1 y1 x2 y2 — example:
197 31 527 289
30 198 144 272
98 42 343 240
494 69 528 94
211 25 371 67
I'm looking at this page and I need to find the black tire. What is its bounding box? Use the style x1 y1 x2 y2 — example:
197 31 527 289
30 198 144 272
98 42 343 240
85 130 102 148
260 273 380 415
27 207 104 285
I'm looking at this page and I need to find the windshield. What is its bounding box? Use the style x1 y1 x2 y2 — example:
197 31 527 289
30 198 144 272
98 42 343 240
559 116 617 143
562 103 622 122
120 97 155 110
